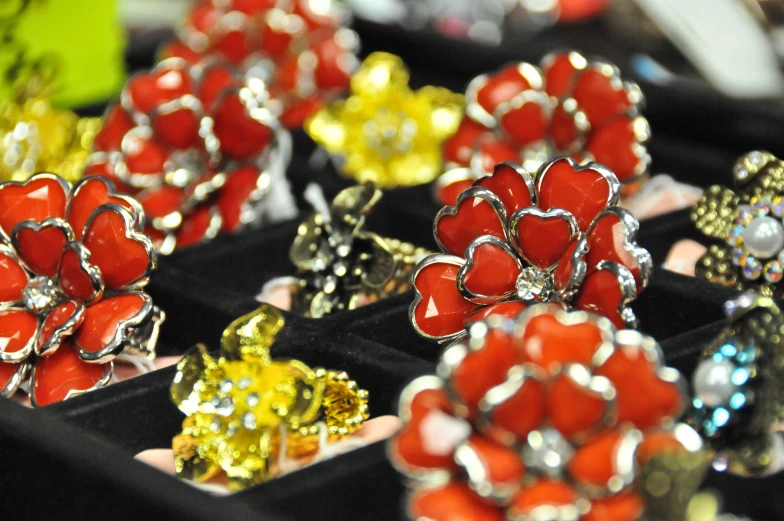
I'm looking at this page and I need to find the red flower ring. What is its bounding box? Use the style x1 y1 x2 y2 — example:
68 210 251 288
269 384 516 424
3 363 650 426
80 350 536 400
437 51 649 205
410 158 651 342
0 174 160 406
87 57 289 254
390 305 701 521
160 0 360 128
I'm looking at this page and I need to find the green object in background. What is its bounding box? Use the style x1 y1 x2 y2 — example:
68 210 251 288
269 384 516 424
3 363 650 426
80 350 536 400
0 0 127 108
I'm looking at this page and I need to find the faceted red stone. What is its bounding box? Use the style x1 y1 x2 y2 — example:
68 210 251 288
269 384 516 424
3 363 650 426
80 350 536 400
499 100 548 147
58 245 100 302
280 97 323 129
550 103 582 151
83 209 151 290
0 309 37 355
521 313 603 369
487 376 546 442
544 53 582 98
189 0 221 32
450 328 520 413
587 117 643 183
73 294 147 354
0 252 28 304
0 176 68 238
509 479 578 515
408 483 504 521
232 0 276 16
199 64 241 111
477 138 521 173
575 269 627 329
572 69 632 128
569 429 623 487
595 345 681 429
513 212 574 270
275 54 300 94
0 360 24 392
218 165 263 232
586 212 644 289
31 341 108 406
635 431 685 464
152 108 202 150
137 186 184 220
94 105 135 151
477 65 532 116
67 177 135 241
413 262 478 339
259 24 297 59
82 162 133 193
128 66 194 114
582 492 644 521
159 39 204 64
14 223 69 278
212 93 273 160
537 158 611 232
460 435 525 491
476 163 534 214
177 207 215 248
123 133 169 176
391 385 462 471
443 117 489 166
467 301 528 323
37 301 83 355
438 178 474 206
553 237 583 292
463 242 521 299
549 373 607 440
558 0 609 21
313 31 354 90
213 29 253 64
435 195 505 257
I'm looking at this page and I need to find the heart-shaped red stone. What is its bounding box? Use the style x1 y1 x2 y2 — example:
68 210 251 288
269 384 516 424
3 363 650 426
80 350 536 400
123 133 169 178
199 64 242 111
550 103 582 151
543 52 583 98
37 300 84 356
177 207 217 248
461 241 521 299
0 360 25 393
218 165 264 232
280 96 323 129
83 209 152 290
159 39 204 64
449 328 521 413
575 268 629 329
509 479 579 517
0 251 27 304
595 344 682 429
443 117 488 166
68 177 136 241
582 492 644 521
553 237 585 292
477 65 532 116
586 211 644 289
409 483 504 521
0 309 36 356
486 376 546 443
520 313 604 369
476 137 521 174
436 194 505 257
188 1 221 32
83 162 133 193
259 23 296 59
58 243 101 302
537 158 612 232
151 109 202 150
413 262 477 339
94 104 135 151
0 176 68 238
13 221 70 278
137 186 185 221
313 31 355 90
437 178 474 206
212 92 273 160
31 341 109 406
467 301 528 324
569 429 624 487
512 211 575 270
73 293 148 355
572 68 632 127
391 383 463 472
127 66 194 114
458 435 525 492
476 163 534 215
548 373 608 440
586 117 645 183
499 99 548 147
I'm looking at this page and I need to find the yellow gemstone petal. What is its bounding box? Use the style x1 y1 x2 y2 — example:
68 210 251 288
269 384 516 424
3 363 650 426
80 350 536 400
220 305 285 363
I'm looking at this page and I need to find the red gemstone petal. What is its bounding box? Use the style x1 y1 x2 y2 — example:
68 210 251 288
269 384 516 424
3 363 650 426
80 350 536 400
537 158 612 232
543 53 583 98
312 31 355 90
258 20 296 58
583 493 644 521
127 66 194 114
513 212 574 270
586 117 647 184
413 262 478 339
586 211 645 289
553 237 584 292
499 99 549 147
13 222 69 278
572 68 632 128
159 39 204 64
438 178 475 207
558 0 609 21
436 195 506 257
467 301 528 323
58 244 101 302
477 65 532 116
475 163 534 215
188 0 222 33
218 165 264 232
509 479 579 516
137 186 184 222
575 268 629 329
83 208 152 290
152 109 202 150
94 105 135 151
569 429 624 487
199 64 242 111
0 360 26 393
0 251 28 304
0 309 37 356
176 207 216 248
487 376 547 442
476 138 521 174
280 97 324 129
548 373 608 440
31 342 109 406
83 161 133 193
212 92 273 160
458 435 525 493
123 133 169 177
408 483 504 521
73 293 148 355
550 103 582 151
0 176 68 238
520 313 604 369
635 431 686 464
462 241 521 299
37 301 84 355
67 177 135 241
443 117 490 166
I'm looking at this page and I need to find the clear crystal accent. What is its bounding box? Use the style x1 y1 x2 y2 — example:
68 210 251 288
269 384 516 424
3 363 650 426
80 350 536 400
246 392 260 407
22 276 59 314
216 397 235 417
516 267 553 301
523 429 575 478
242 412 257 430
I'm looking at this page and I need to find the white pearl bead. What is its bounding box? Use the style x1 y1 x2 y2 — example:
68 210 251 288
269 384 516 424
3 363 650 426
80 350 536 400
742 216 784 258
693 359 739 408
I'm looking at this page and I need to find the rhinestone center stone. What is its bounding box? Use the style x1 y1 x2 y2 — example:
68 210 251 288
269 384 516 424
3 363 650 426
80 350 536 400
522 429 574 478
516 267 553 301
21 276 60 314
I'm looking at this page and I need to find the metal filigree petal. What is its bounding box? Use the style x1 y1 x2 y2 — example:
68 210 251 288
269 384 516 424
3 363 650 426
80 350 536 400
330 182 382 232
692 186 739 240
